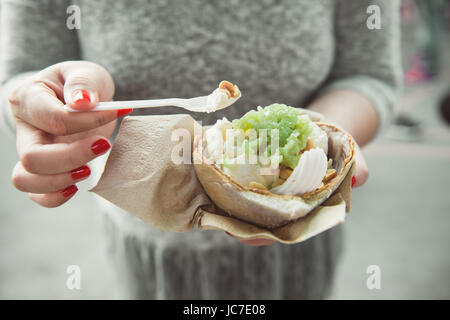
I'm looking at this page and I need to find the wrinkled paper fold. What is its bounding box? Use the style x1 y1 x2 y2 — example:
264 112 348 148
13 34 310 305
91 115 355 244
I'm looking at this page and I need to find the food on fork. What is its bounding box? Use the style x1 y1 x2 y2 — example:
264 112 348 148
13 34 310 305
206 80 241 112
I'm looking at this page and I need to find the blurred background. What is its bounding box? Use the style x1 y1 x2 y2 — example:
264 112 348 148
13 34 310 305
1 0 449 299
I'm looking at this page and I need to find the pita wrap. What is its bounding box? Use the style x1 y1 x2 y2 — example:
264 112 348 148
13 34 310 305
193 120 355 229
92 112 355 244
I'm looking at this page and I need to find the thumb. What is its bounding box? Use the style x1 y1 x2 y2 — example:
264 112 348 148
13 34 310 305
62 61 115 111
353 143 369 188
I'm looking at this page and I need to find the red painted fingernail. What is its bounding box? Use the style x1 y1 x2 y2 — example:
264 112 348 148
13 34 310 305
225 231 233 237
72 89 91 104
62 185 78 197
117 108 133 118
71 165 91 180
351 176 356 188
91 138 111 155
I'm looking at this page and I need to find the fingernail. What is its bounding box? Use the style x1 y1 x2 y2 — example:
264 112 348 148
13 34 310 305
351 176 356 188
72 89 91 104
225 231 233 237
91 138 111 155
71 165 91 180
62 185 78 197
117 108 133 118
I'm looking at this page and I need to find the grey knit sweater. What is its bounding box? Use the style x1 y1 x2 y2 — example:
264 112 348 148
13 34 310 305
0 0 401 299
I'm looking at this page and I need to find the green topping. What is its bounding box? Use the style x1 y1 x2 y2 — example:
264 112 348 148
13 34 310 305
232 104 312 169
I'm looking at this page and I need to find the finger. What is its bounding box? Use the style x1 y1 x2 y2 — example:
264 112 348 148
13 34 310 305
353 143 369 188
28 185 78 208
12 161 90 194
239 239 276 246
11 80 127 136
61 61 115 110
17 121 110 174
225 232 276 246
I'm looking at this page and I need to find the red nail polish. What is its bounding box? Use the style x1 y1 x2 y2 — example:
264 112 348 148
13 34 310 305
225 231 233 237
351 176 356 188
71 165 91 180
72 89 91 104
62 185 78 197
117 108 133 118
91 138 111 155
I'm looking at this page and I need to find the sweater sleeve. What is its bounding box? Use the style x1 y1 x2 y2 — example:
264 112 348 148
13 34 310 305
0 0 80 137
318 0 403 134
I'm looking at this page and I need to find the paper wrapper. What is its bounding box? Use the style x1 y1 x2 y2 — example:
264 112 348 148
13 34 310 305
91 114 355 244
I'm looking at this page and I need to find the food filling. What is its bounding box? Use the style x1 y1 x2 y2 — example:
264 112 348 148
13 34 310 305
205 104 331 195
206 80 241 112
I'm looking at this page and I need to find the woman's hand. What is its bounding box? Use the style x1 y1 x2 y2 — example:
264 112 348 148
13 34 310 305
226 232 277 246
9 61 131 208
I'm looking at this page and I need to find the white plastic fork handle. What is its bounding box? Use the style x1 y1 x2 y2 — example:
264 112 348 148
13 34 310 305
63 105 83 112
63 98 192 112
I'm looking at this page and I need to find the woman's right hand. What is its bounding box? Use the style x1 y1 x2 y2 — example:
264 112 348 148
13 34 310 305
9 61 132 208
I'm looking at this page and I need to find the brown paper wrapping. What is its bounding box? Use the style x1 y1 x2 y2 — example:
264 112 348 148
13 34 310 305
91 114 355 244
